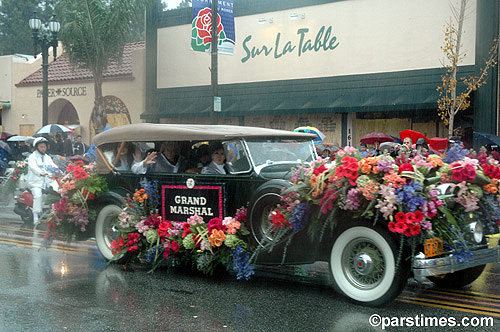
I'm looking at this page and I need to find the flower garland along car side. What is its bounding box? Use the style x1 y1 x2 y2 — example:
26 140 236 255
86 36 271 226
46 160 108 243
263 144 500 306
109 179 254 279
3 160 29 197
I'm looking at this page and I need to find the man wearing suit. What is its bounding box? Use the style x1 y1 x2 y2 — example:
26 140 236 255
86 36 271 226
132 141 188 174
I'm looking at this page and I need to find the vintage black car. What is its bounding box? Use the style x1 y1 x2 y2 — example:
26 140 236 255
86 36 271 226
92 123 317 257
92 123 500 307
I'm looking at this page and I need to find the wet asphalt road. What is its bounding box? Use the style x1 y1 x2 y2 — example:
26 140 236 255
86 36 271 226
1 201 500 332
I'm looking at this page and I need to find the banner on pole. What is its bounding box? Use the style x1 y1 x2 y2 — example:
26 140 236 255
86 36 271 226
191 0 235 55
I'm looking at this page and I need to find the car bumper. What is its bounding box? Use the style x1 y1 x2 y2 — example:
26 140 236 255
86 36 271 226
412 245 500 280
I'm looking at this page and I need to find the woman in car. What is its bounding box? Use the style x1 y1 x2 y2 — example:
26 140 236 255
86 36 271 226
113 142 140 171
201 142 229 175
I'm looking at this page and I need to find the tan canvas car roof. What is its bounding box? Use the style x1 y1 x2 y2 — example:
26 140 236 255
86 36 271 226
93 123 316 174
93 123 315 147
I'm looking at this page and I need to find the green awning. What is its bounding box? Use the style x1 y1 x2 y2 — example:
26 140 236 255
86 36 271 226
142 66 475 120
0 102 11 111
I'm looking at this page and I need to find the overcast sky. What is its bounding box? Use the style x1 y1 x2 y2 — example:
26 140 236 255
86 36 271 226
162 0 183 10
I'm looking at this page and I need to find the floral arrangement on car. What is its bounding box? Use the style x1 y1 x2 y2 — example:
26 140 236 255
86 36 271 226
3 160 29 197
267 143 500 262
110 179 254 280
46 160 108 243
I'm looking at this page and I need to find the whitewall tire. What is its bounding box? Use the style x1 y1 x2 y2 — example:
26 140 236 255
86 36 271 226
329 225 407 307
95 204 124 261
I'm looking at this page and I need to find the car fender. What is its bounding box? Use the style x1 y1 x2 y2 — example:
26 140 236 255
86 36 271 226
250 179 292 202
96 190 127 210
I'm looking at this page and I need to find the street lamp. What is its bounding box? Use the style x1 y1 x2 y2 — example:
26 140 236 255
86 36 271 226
29 12 60 126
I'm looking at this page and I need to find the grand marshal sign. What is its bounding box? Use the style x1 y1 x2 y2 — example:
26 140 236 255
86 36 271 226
162 184 224 222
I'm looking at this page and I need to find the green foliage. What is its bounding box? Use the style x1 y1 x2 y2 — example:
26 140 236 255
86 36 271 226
54 0 150 130
76 172 108 195
55 0 148 70
0 0 59 55
0 0 39 55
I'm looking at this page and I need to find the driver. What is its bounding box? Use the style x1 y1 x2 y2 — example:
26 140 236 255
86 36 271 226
27 137 59 228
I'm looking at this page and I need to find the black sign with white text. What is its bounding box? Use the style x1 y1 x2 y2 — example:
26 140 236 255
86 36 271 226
161 184 223 222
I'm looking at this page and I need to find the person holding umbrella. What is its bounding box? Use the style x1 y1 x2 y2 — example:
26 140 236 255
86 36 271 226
27 137 59 228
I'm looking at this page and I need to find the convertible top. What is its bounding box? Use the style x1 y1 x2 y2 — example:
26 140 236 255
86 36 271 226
93 123 316 147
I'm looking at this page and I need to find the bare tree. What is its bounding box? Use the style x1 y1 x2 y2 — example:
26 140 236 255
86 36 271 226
437 0 499 137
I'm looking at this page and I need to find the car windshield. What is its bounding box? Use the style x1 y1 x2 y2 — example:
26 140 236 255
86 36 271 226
245 139 316 166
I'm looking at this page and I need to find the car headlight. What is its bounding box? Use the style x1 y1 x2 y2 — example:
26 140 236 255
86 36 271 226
468 221 484 244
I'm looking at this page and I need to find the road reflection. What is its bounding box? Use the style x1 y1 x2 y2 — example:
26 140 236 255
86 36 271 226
0 225 499 331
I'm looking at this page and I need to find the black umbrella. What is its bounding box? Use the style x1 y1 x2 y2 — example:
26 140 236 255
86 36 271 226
473 132 500 147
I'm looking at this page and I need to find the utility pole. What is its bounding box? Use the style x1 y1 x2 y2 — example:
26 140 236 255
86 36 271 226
210 0 219 125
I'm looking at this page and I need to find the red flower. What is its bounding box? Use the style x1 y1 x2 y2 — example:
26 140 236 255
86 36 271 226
72 166 88 180
394 222 408 233
398 163 414 174
182 222 192 238
395 212 406 223
409 224 421 236
319 190 337 214
111 238 125 255
405 212 417 224
313 164 327 176
127 245 138 252
207 217 226 233
158 221 172 237
414 211 424 222
388 222 397 232
171 241 180 253
82 189 95 200
193 235 202 248
269 210 289 229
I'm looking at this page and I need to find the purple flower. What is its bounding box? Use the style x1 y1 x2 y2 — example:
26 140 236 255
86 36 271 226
343 188 360 210
376 156 394 173
396 182 426 212
231 245 254 280
289 203 311 231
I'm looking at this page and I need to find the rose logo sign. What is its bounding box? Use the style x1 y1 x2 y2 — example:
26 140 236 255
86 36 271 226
191 7 226 53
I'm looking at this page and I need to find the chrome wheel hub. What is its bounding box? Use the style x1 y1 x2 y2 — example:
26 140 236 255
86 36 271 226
354 253 373 275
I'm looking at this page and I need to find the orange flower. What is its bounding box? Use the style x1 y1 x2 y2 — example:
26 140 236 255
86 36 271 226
359 182 379 200
309 174 324 198
383 171 406 189
208 229 226 247
483 179 498 194
359 157 379 174
427 156 444 168
133 189 148 203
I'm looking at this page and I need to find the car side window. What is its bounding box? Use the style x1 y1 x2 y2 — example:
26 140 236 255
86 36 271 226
223 140 250 173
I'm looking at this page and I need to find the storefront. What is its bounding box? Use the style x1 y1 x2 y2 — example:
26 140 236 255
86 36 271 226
1 42 146 144
143 0 498 146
